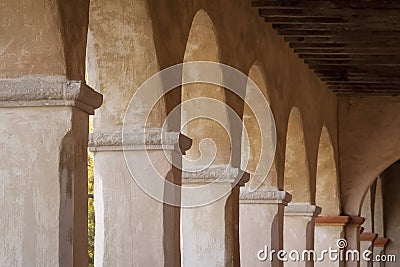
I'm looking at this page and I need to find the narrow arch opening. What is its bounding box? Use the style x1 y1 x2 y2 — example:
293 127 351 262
284 107 311 203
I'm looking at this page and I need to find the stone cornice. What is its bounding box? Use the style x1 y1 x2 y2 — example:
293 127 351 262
315 216 351 226
182 165 250 186
360 232 378 242
89 129 192 153
0 75 103 114
239 190 292 205
284 203 322 217
374 237 389 248
347 216 365 226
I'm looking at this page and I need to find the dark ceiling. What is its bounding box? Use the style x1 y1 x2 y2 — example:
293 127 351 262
253 0 400 96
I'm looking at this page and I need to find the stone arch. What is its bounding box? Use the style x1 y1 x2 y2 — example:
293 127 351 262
241 63 277 191
315 126 340 215
181 9 230 168
284 107 311 203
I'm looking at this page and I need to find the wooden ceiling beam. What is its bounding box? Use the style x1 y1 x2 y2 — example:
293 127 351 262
299 54 400 59
259 8 400 18
294 48 400 54
305 60 400 66
284 36 400 43
277 24 400 31
253 0 400 9
278 30 400 37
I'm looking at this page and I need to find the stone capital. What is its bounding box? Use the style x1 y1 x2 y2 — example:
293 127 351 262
373 237 389 248
89 128 192 153
181 165 250 186
347 216 365 226
239 190 292 205
0 75 103 114
360 232 378 242
315 216 351 226
284 203 322 217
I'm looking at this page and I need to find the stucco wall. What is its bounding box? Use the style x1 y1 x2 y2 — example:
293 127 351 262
339 97 400 214
382 163 400 265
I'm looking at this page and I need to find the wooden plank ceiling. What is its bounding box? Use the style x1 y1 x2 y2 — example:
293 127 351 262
252 0 400 96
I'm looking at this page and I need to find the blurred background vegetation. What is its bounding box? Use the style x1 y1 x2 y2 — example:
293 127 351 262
88 117 95 267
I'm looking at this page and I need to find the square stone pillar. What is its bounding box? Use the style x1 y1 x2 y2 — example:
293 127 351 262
360 232 378 267
239 190 292 267
89 130 191 267
372 237 389 267
315 216 351 267
180 166 249 267
344 216 365 267
284 203 321 266
0 76 102 266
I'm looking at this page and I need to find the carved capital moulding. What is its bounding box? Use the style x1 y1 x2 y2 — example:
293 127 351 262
315 216 365 227
284 203 322 217
239 190 292 205
374 237 389 248
89 129 192 153
181 165 250 186
360 232 378 242
0 75 103 114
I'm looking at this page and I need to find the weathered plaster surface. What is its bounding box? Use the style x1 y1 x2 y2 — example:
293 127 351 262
339 97 400 215
381 164 400 265
0 0 89 80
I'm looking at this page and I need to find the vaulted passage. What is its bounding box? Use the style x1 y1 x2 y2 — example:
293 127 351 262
1 1 399 267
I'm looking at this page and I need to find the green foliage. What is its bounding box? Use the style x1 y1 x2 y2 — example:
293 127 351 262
88 152 95 267
88 115 95 267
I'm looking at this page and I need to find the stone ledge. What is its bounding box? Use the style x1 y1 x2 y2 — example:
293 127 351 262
315 216 351 226
0 75 103 114
347 216 365 226
284 203 322 217
182 165 249 186
89 129 192 152
239 190 292 205
360 232 378 242
374 237 389 247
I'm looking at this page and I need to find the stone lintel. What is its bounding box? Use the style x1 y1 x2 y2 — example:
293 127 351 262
374 237 389 247
89 129 192 153
360 232 378 242
239 190 292 205
0 75 103 114
181 165 250 186
284 203 322 217
315 216 351 226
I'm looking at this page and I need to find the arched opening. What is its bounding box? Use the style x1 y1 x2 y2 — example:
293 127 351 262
284 107 311 202
314 126 341 266
380 162 400 259
239 64 282 266
181 10 230 169
240 64 277 191
283 107 316 260
315 126 340 216
180 10 239 267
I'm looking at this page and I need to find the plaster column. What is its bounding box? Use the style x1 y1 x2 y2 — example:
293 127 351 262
360 232 378 267
239 190 292 267
344 216 365 267
180 166 249 267
284 203 321 266
372 237 389 267
314 216 351 267
0 77 102 266
89 130 191 267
